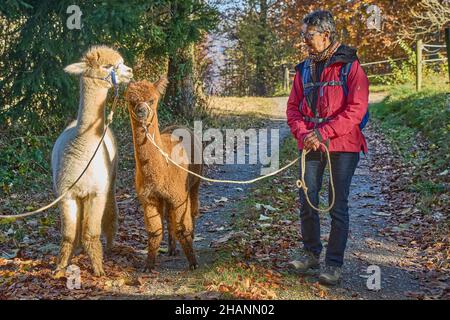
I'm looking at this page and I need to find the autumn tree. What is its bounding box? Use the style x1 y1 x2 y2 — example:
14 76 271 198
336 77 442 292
274 0 448 64
397 0 450 43
220 0 290 96
156 1 219 116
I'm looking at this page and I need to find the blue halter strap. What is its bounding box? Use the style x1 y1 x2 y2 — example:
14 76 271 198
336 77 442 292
102 69 119 97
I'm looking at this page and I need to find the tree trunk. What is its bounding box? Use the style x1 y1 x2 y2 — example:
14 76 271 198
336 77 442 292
254 0 268 96
164 44 196 116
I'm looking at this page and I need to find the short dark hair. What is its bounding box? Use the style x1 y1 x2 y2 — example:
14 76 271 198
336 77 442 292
302 10 338 42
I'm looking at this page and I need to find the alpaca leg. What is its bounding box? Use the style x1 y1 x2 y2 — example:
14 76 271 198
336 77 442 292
172 199 198 270
83 194 106 277
143 200 163 272
102 188 118 254
190 181 201 218
165 202 178 256
55 198 80 275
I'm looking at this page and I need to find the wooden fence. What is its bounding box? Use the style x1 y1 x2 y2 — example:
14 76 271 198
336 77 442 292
284 35 450 92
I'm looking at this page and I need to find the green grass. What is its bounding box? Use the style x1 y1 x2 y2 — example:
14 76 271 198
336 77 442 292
369 83 392 93
370 79 449 214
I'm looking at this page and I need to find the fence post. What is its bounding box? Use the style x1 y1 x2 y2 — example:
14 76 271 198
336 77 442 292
445 27 450 82
283 66 289 91
416 39 422 91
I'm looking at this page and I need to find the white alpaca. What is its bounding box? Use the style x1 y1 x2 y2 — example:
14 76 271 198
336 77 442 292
51 46 133 276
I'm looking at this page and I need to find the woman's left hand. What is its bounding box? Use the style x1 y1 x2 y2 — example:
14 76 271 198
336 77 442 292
304 132 321 151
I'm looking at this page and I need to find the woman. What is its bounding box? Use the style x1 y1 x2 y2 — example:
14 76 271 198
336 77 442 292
286 10 369 285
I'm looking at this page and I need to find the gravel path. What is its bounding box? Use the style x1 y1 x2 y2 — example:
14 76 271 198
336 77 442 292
84 93 424 300
194 97 291 261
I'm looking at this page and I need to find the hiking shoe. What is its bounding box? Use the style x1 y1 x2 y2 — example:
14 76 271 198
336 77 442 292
319 266 342 286
288 251 320 274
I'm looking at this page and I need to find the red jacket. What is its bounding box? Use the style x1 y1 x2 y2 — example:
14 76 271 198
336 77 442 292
286 45 369 153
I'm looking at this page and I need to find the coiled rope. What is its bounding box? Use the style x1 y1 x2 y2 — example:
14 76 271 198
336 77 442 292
296 145 335 213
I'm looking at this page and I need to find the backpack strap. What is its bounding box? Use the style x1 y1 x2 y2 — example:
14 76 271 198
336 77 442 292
339 62 353 96
297 59 316 116
304 81 343 89
339 61 370 131
297 59 336 122
301 59 311 86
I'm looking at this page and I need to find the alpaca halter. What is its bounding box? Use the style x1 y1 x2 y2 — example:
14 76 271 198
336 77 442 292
131 102 155 126
103 69 119 97
84 64 122 97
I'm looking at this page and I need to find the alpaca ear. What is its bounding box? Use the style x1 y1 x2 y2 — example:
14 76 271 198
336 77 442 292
154 76 168 95
64 62 88 75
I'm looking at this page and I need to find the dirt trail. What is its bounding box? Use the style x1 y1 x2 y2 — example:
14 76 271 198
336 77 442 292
193 97 292 264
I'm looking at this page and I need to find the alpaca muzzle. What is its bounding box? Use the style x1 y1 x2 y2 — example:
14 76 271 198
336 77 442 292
133 102 154 125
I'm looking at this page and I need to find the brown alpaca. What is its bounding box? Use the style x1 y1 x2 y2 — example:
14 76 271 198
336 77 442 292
125 78 202 271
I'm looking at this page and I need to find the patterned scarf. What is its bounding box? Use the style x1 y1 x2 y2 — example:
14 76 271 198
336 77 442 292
308 41 341 82
308 41 341 62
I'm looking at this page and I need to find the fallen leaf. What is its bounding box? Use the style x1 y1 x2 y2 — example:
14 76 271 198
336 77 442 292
210 233 234 247
38 243 60 254
263 205 277 212
258 214 272 221
372 211 391 217
255 203 278 211
214 197 228 203
0 249 19 259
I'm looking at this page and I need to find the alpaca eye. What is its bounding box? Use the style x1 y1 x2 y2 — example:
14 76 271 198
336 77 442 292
104 64 114 69
149 99 154 105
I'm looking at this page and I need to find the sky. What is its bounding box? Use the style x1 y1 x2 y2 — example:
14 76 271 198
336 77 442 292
204 0 242 93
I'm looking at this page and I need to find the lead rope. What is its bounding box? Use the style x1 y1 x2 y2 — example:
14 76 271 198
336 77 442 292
0 95 119 219
141 121 335 211
140 121 300 184
296 144 335 213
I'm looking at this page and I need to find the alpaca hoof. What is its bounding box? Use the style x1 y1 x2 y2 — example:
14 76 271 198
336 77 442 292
143 260 155 273
143 266 156 273
104 247 113 258
93 270 105 277
93 266 105 277
146 269 159 275
53 267 67 279
189 263 198 271
105 241 114 256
